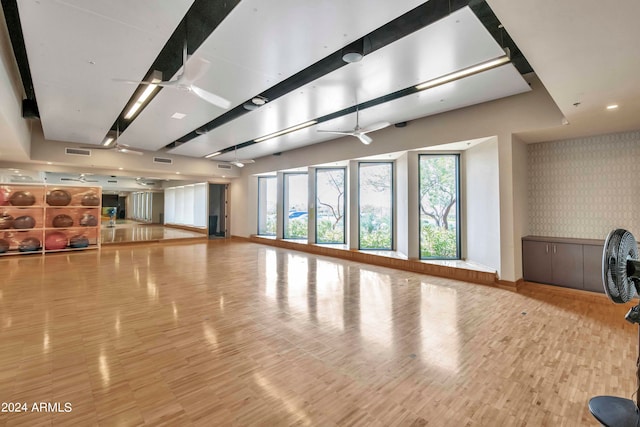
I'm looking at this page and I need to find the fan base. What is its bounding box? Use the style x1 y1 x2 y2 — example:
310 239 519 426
589 396 640 427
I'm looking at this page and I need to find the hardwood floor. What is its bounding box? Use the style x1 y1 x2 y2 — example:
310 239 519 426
0 240 635 426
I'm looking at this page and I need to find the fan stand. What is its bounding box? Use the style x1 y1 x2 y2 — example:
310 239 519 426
589 305 640 427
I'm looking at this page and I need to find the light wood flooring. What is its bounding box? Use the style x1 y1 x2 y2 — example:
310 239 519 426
0 240 636 426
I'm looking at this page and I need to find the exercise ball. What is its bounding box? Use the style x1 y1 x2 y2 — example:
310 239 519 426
13 215 36 229
18 236 41 252
69 235 89 248
52 214 74 228
9 191 36 206
0 238 9 253
79 213 98 226
46 189 72 206
0 212 13 229
81 193 100 206
0 189 8 206
45 232 67 250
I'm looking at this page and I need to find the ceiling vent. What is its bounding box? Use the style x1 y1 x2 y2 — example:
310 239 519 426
217 164 232 170
107 180 117 184
65 147 91 156
153 156 173 165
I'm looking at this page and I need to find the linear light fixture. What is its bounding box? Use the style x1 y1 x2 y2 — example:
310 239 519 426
415 55 510 91
102 137 114 147
254 120 318 143
204 151 222 159
124 73 162 120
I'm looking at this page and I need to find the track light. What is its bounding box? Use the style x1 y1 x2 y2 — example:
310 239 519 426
342 39 364 63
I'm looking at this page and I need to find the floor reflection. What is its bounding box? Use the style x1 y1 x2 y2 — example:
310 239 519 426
101 221 206 244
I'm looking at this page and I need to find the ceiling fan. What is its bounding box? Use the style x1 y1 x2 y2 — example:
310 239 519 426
82 125 144 155
317 102 390 145
136 177 158 186
60 173 99 183
224 146 255 168
117 40 231 110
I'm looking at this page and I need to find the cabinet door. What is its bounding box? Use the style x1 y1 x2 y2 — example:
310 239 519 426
551 243 584 289
583 244 604 293
523 240 553 284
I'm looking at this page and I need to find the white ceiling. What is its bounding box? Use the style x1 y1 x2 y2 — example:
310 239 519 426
11 0 639 170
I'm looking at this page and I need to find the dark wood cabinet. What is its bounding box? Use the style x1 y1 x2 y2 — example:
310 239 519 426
522 236 604 293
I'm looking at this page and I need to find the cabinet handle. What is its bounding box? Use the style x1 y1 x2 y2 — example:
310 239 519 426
546 244 549 254
553 244 557 254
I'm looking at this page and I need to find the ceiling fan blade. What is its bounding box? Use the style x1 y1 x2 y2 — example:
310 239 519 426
113 78 146 85
317 130 356 136
238 159 255 164
183 56 210 83
362 121 391 133
117 147 144 155
81 146 113 150
357 134 373 145
60 178 81 181
84 180 99 183
190 85 231 109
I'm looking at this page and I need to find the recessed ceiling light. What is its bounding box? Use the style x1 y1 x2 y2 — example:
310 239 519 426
171 112 187 119
47 162 53 165
606 104 619 110
176 172 180 175
118 167 123 170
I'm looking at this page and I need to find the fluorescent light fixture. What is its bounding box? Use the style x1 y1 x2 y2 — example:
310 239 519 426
102 137 114 147
415 55 510 91
124 80 160 119
204 151 222 159
254 120 318 143
171 112 186 119
606 104 619 110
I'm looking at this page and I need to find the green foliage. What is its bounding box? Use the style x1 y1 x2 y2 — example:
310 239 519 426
360 208 392 249
286 217 307 239
420 224 457 258
317 219 344 243
261 215 277 235
419 156 456 230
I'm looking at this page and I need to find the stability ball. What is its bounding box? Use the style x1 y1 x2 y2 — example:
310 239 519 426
10 191 36 206
69 235 89 248
0 189 8 206
52 214 74 228
46 189 72 206
45 232 68 250
81 193 100 206
13 215 36 229
18 236 41 252
0 212 14 229
79 213 98 226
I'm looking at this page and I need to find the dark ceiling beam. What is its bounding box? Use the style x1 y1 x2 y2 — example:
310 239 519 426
1 0 36 101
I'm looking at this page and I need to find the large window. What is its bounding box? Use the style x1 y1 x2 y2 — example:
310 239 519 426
419 154 460 259
315 168 345 244
359 162 393 250
283 173 308 239
257 176 277 235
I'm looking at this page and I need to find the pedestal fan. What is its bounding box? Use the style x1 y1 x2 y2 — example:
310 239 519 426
589 229 640 426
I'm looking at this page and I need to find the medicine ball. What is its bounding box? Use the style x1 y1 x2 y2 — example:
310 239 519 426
52 214 74 228
18 236 41 252
79 213 98 226
45 232 68 250
0 212 13 229
13 215 36 229
0 238 9 253
46 189 72 206
69 234 89 248
9 191 36 206
81 193 100 206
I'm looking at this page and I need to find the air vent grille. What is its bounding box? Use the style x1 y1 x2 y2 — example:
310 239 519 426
65 147 91 156
107 180 117 183
217 164 232 170
153 157 173 164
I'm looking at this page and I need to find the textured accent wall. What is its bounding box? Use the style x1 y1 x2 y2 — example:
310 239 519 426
528 130 640 239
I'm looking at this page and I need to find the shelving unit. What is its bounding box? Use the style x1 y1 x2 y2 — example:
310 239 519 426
0 183 101 256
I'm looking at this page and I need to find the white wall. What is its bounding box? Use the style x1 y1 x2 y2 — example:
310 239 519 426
464 138 501 272
0 6 31 161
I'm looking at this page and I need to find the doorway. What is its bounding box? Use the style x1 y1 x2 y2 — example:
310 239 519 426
208 184 228 237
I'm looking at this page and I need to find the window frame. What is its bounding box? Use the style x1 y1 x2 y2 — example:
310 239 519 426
358 161 394 251
282 172 309 240
257 176 277 236
418 153 461 260
314 167 346 244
